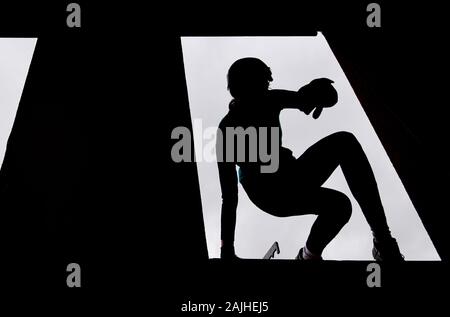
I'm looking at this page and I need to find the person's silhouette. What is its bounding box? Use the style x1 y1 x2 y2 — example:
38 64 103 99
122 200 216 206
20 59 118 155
217 57 404 261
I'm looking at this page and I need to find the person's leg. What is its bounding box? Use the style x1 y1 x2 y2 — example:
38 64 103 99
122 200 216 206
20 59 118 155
293 131 392 240
297 188 352 256
243 180 352 257
242 131 402 259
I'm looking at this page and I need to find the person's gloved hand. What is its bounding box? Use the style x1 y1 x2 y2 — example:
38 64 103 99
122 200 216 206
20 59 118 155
298 78 338 119
220 244 239 260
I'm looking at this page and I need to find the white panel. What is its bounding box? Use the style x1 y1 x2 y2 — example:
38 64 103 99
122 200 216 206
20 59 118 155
181 35 440 261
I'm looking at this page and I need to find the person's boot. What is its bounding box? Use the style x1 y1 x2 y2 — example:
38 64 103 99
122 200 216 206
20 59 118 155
295 248 307 260
295 247 323 261
372 237 404 262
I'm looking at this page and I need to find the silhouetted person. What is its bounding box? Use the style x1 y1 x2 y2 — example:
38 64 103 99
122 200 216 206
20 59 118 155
218 57 404 261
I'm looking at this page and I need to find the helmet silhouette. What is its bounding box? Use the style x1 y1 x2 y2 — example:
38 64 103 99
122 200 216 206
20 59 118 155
227 57 273 99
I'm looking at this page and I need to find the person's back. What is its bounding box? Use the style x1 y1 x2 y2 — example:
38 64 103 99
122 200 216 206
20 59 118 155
217 91 295 174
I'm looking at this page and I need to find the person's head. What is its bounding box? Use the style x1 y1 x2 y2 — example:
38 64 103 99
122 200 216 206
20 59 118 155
227 57 273 100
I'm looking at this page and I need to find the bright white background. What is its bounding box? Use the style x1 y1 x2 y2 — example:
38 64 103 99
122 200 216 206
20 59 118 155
181 35 439 260
0 38 37 167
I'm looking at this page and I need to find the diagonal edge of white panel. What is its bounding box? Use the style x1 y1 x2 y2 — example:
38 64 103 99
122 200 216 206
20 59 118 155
0 38 38 168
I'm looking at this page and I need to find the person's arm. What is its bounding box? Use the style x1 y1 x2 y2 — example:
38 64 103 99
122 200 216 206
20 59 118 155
217 122 239 259
268 78 338 118
218 160 238 258
267 89 313 113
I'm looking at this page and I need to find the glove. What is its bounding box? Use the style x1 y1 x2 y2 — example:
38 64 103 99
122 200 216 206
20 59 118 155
299 78 338 119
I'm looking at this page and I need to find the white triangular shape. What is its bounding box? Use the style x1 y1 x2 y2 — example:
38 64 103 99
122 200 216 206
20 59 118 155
0 38 37 167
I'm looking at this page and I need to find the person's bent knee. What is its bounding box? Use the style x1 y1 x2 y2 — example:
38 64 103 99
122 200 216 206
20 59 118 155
330 131 361 155
333 192 352 224
332 131 357 144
